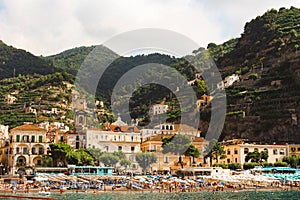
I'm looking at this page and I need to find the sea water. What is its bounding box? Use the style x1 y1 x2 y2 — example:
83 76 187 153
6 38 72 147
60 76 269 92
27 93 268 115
4 191 300 200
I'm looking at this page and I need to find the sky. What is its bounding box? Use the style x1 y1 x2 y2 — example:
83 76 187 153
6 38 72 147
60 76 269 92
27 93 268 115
0 0 299 56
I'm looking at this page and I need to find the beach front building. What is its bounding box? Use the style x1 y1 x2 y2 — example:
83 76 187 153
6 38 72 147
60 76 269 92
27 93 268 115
287 144 300 157
141 134 207 174
86 116 141 171
215 139 288 167
8 124 49 175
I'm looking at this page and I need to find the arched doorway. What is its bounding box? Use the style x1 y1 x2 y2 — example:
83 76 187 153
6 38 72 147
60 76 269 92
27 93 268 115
16 156 26 167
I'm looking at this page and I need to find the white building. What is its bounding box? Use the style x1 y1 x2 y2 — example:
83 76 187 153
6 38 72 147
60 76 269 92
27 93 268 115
149 104 168 115
0 125 9 140
86 116 141 171
224 74 240 88
141 123 201 141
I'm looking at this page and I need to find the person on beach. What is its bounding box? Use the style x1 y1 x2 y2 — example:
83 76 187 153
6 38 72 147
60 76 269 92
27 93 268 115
60 186 64 194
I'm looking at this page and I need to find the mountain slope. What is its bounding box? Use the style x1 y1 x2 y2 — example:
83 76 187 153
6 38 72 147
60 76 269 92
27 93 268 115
44 45 117 75
0 40 57 80
198 7 300 143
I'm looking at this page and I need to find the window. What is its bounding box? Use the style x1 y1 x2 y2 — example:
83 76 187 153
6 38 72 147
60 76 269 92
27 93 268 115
16 147 20 154
227 150 231 155
263 148 268 153
79 116 83 124
153 145 157 151
114 136 116 141
235 158 238 163
31 136 35 143
273 149 278 155
38 147 43 154
298 148 300 152
22 135 29 142
279 149 285 155
118 146 122 151
227 159 230 163
16 135 20 142
131 146 135 152
244 148 249 154
291 147 296 152
234 149 238 154
31 147 35 154
38 136 43 143
131 136 134 142
36 159 42 166
254 148 259 152
105 146 109 152
164 156 169 163
23 147 27 154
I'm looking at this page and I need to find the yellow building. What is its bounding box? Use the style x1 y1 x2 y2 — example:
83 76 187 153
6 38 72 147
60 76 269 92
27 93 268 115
288 144 300 157
215 140 288 167
141 134 207 173
8 124 49 175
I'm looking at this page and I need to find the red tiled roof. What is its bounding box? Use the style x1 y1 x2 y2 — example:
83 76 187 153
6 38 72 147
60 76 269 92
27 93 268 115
11 124 46 132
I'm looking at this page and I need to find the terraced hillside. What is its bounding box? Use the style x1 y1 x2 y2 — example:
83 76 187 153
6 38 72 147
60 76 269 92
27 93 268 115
201 7 300 143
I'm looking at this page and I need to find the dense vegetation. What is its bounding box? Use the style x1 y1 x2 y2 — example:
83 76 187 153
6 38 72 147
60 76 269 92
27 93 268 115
191 7 300 143
0 40 58 80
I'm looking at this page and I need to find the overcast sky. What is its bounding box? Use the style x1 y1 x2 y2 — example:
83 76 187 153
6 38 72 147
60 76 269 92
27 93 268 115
0 0 299 56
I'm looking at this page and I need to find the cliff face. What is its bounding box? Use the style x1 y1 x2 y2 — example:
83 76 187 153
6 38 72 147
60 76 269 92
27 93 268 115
203 7 300 143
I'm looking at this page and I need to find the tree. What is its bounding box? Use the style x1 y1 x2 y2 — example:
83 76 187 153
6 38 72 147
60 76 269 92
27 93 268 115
207 43 218 49
49 143 73 167
77 148 95 166
119 158 132 172
162 134 191 168
245 151 268 163
283 156 300 168
205 140 226 164
135 152 157 173
113 151 126 160
99 153 119 167
184 144 200 166
86 148 103 165
66 151 81 165
41 155 53 167
211 142 226 163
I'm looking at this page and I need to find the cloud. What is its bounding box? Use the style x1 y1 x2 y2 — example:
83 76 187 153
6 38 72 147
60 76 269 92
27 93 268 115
0 0 299 55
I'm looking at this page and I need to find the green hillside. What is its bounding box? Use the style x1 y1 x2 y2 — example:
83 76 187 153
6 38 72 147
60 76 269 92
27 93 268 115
0 40 58 80
197 7 300 143
0 72 74 129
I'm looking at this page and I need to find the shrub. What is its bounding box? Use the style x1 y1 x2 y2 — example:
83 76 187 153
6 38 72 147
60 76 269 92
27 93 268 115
274 161 288 167
243 162 259 170
213 163 228 169
248 73 258 80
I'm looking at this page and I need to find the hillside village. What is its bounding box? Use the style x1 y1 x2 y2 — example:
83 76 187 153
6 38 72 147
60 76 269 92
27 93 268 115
0 73 299 177
0 7 299 180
